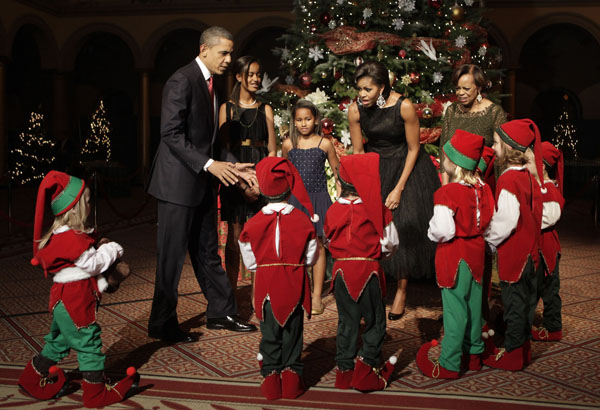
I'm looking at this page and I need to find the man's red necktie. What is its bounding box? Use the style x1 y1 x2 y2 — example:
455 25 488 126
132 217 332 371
207 76 214 118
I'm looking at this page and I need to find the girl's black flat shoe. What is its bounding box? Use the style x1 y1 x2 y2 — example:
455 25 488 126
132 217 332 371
388 311 404 321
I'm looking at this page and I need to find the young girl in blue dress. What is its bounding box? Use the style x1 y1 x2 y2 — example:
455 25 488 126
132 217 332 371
282 99 340 314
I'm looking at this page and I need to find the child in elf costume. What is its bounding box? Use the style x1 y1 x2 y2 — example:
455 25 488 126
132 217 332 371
323 153 399 392
531 142 565 341
238 157 318 400
483 119 544 371
417 130 494 379
18 171 137 408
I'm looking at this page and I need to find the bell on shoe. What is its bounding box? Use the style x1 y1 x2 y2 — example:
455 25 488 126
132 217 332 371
281 368 305 399
260 371 281 400
334 367 354 390
82 367 138 408
18 360 67 400
532 326 562 342
482 346 524 371
350 355 397 391
416 340 459 379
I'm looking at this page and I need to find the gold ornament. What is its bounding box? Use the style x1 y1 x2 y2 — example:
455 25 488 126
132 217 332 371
339 76 346 85
422 107 433 119
451 3 465 21
321 71 328 79
388 72 397 87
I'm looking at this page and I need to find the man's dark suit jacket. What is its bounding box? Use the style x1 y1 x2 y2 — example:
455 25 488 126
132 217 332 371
147 60 235 206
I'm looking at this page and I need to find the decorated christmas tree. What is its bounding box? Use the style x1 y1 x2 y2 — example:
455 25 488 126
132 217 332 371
553 106 578 159
264 0 504 153
9 111 56 185
80 100 112 164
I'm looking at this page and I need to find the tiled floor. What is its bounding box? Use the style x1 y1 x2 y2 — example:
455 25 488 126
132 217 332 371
0 196 598 409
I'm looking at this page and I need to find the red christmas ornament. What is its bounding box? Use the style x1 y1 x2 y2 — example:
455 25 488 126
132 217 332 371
437 10 443 17
299 72 312 88
428 0 442 9
320 11 331 25
398 49 406 58
359 19 367 28
310 24 317 33
334 70 342 80
321 118 334 135
338 97 351 111
410 72 420 84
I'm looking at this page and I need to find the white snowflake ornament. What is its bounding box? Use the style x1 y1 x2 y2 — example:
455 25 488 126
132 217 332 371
455 35 467 48
329 20 336 30
281 46 290 61
392 18 405 31
401 74 412 86
308 46 324 62
363 8 373 19
398 0 416 12
285 75 294 85
464 0 474 5
433 72 443 83
341 130 351 148
478 45 487 57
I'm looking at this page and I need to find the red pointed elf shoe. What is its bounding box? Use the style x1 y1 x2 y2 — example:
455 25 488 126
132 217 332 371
18 361 66 400
532 327 562 342
416 341 459 379
334 368 354 390
281 368 305 399
350 356 397 391
461 353 482 371
482 346 524 371
260 371 281 400
82 367 137 408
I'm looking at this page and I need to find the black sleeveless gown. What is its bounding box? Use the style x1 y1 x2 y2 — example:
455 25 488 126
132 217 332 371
359 98 439 280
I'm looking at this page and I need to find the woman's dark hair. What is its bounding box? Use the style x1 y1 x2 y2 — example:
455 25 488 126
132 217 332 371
230 56 262 105
289 99 322 148
452 64 486 89
353 61 391 98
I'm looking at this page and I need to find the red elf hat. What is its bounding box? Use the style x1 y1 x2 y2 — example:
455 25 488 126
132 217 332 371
338 152 383 237
477 146 496 180
256 157 319 222
541 141 564 194
32 171 86 258
443 129 485 171
496 119 544 183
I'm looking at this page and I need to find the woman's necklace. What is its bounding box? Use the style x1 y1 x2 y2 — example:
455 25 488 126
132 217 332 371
238 99 257 107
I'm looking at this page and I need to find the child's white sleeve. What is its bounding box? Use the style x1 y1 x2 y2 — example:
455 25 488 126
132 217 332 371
74 242 124 276
484 189 520 248
380 221 399 257
542 201 561 229
305 238 318 266
238 240 257 271
427 205 455 243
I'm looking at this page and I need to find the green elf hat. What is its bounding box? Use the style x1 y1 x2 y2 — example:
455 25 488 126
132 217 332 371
32 171 85 260
496 119 544 183
443 129 485 171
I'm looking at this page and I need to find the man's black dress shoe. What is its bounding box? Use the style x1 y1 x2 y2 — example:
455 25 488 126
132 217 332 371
206 315 257 332
148 326 196 343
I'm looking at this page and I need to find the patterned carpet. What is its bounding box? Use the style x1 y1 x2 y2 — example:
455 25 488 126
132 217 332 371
0 199 598 409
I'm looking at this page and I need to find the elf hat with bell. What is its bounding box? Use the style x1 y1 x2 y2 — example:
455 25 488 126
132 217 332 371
256 157 319 222
338 152 383 237
443 129 485 171
541 141 564 194
32 171 86 257
477 146 496 178
496 119 544 182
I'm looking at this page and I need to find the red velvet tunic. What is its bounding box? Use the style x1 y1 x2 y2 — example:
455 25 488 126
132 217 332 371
35 230 100 329
496 169 543 283
324 201 393 302
541 181 564 275
433 182 494 288
239 208 315 327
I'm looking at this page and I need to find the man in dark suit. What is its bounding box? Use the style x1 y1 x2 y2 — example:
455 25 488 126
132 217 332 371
147 26 257 342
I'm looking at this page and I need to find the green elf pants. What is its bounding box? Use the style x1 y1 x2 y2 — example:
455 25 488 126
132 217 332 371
537 255 562 332
259 300 304 377
334 275 386 371
439 260 484 372
500 257 538 352
41 301 105 371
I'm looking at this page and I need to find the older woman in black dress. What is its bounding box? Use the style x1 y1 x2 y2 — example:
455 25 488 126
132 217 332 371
348 61 440 320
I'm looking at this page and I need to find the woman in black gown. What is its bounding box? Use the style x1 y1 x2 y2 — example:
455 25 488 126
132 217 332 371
348 61 439 320
218 56 277 301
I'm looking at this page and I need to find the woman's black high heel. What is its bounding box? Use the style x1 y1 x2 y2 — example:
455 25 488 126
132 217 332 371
388 311 404 321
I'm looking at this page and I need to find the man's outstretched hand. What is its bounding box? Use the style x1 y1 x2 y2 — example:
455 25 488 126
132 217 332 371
208 161 239 186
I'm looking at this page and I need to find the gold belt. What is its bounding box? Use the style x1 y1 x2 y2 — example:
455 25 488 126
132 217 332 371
335 257 377 261
257 263 305 268
241 139 264 147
